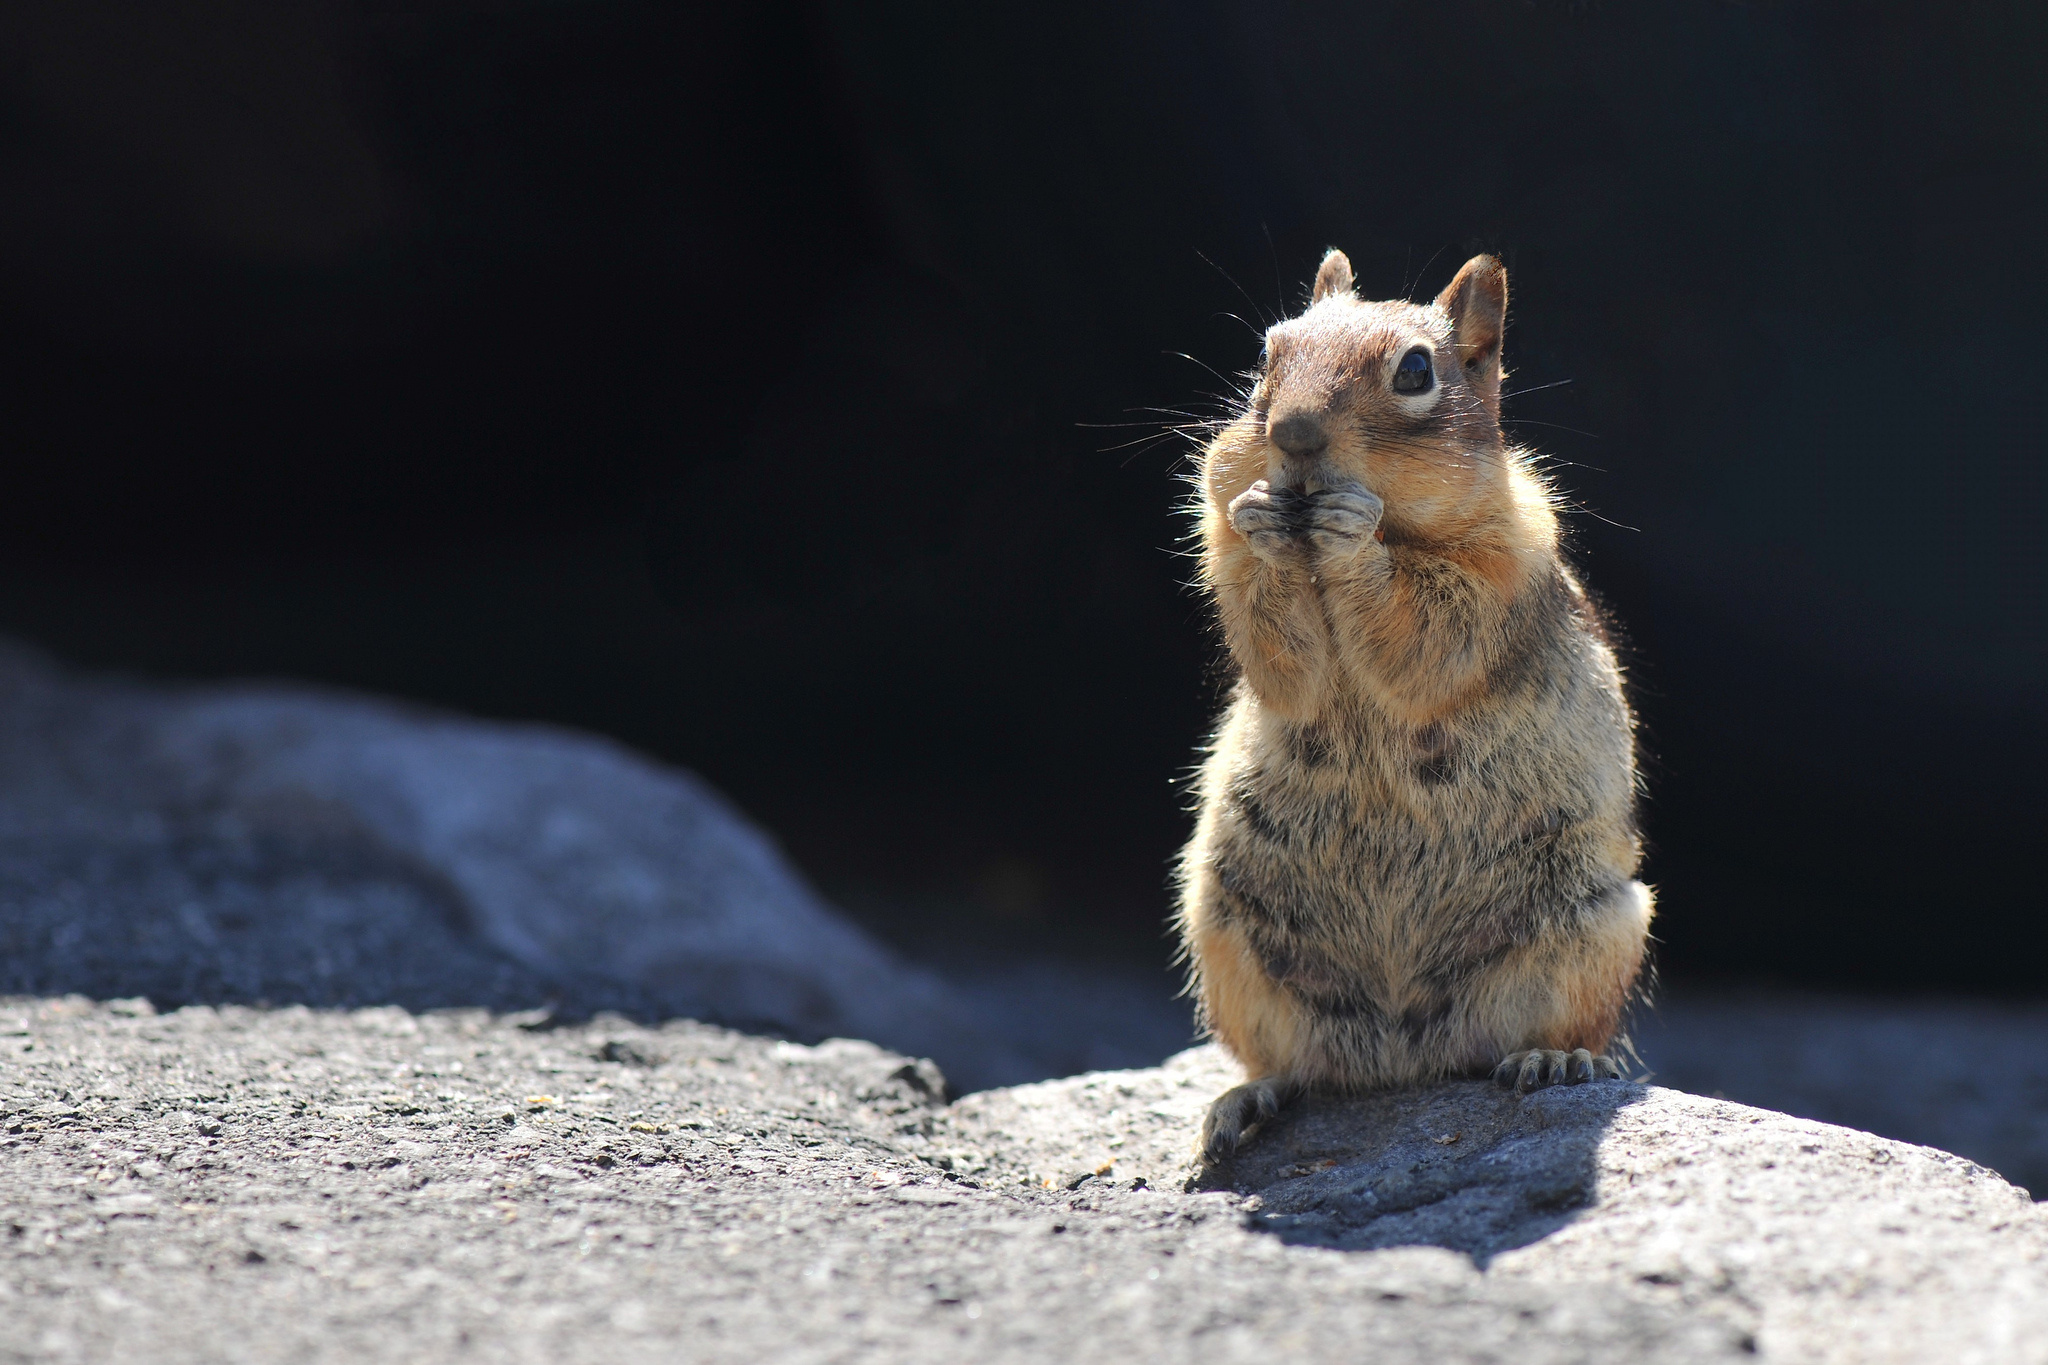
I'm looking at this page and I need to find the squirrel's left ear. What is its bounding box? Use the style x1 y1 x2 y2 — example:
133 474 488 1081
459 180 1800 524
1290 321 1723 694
1436 255 1507 414
1311 248 1354 303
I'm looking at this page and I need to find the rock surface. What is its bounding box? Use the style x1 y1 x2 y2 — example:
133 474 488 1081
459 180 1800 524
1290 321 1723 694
0 643 1058 1088
6 641 2048 1360
3 999 2045 1364
1637 991 2048 1199
947 1047 2048 1363
9 638 2048 1195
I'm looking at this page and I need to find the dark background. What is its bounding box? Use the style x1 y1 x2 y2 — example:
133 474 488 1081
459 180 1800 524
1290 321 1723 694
0 1 2040 991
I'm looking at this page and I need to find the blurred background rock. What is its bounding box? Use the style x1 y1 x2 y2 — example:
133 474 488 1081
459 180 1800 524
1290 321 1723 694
0 3 2041 1174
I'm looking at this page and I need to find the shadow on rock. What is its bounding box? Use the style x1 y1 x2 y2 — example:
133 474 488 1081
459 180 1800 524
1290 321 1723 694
1194 1079 1643 1264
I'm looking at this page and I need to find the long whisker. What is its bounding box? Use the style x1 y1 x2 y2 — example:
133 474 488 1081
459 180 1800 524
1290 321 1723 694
1164 350 1256 396
1211 311 1265 341
1194 249 1275 330
1504 417 1603 440
1403 244 1450 301
1559 502 1641 533
1086 430 1189 455
1262 223 1284 315
1502 378 1575 399
1076 407 1233 429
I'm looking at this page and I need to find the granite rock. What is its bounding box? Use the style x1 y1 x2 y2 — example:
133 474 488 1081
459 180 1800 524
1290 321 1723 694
1636 991 2048 1198
0 643 1046 1086
943 1046 2048 1362
2 1001 2042 1364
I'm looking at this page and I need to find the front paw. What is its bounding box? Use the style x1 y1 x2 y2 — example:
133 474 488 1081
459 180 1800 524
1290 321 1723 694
1491 1048 1624 1094
1302 482 1384 562
1227 481 1307 563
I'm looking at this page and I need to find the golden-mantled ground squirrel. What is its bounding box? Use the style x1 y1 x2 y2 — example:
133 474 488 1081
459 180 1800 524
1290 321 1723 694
1176 250 1652 1162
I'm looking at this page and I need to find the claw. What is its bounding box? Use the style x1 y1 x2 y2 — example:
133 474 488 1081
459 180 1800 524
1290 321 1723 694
1227 482 1312 563
1299 483 1385 562
1200 1076 1296 1164
1494 1048 1628 1095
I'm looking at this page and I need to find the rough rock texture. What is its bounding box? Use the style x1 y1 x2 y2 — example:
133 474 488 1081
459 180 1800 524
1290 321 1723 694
7 640 2048 1359
0 644 1059 1088
946 1048 2048 1363
3 999 2045 1364
1636 992 2048 1199
10 639 2048 1193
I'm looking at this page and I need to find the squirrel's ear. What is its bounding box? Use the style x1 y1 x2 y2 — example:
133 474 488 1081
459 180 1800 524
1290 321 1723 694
1436 255 1507 413
1311 248 1354 303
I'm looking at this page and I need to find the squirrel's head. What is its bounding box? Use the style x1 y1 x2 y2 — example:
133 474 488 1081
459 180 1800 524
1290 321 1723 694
1211 250 1517 545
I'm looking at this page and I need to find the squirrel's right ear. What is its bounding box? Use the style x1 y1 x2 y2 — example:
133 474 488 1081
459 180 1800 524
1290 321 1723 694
1437 255 1507 414
1311 249 1354 303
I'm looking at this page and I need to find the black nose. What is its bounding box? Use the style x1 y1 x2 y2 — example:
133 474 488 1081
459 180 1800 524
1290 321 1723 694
1269 410 1328 458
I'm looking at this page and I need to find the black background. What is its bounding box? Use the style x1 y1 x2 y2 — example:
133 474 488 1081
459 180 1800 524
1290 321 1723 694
1 2 2040 990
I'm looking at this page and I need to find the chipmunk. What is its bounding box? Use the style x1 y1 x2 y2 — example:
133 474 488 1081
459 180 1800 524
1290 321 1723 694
1175 250 1652 1162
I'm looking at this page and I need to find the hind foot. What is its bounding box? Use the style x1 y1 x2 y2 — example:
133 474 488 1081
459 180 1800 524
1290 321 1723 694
1492 1048 1623 1095
1201 1075 1298 1164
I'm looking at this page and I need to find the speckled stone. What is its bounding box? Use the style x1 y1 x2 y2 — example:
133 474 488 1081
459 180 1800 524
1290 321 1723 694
2 1001 2043 1364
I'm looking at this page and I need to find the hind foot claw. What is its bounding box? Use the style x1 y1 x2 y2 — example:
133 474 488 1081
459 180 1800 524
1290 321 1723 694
1492 1048 1623 1094
1201 1075 1297 1164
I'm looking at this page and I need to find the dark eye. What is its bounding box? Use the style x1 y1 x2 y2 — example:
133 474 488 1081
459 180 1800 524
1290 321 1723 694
1393 347 1434 395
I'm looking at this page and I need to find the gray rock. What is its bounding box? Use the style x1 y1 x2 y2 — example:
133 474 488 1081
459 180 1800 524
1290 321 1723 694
0 643 1038 1087
1636 990 2048 1199
940 1045 2048 1361
4 1001 2045 1364
6 640 2047 1358
0 1000 1727 1364
19 637 2048 1193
